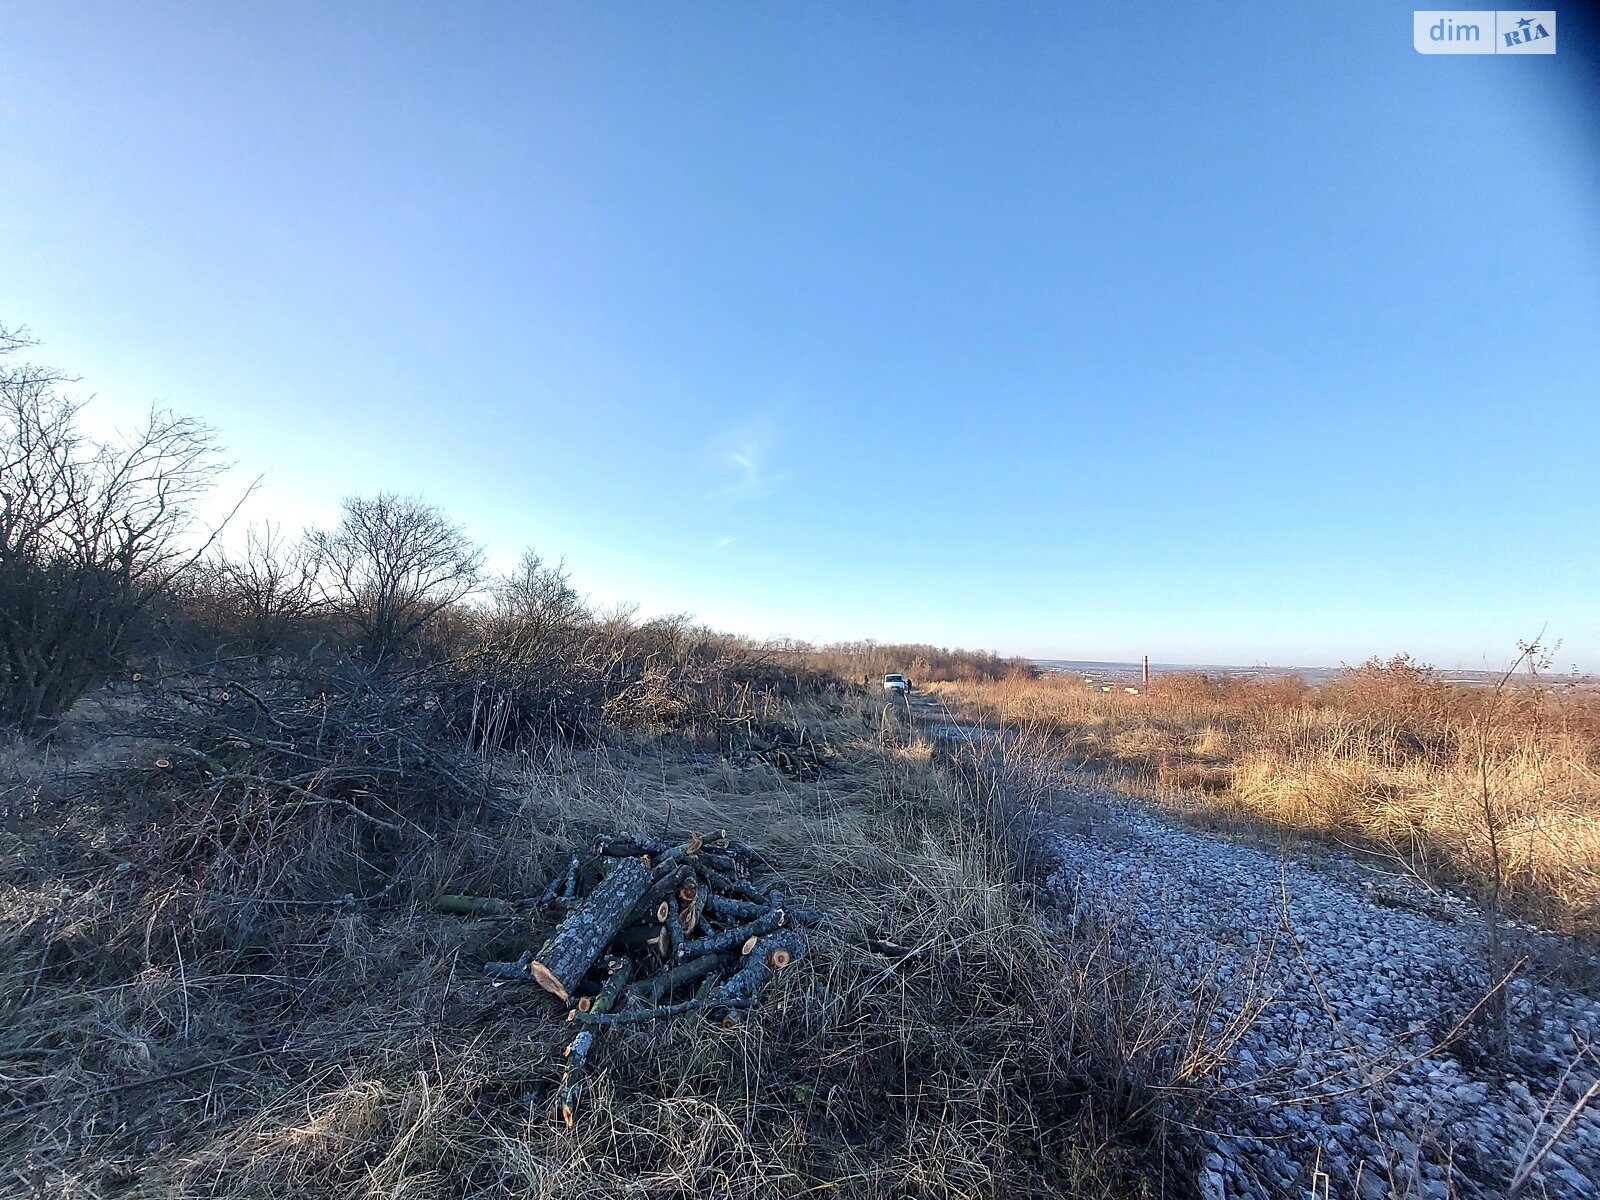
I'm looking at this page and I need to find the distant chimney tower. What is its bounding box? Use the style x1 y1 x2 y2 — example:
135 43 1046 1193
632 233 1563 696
1142 655 1150 686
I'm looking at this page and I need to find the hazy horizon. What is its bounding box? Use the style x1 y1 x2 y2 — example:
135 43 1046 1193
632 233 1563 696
4 3 1596 670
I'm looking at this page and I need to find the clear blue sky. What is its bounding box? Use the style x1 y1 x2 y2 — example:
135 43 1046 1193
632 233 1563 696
3 3 1597 669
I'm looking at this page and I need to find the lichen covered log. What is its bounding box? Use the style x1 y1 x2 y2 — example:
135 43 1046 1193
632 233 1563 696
527 856 653 1000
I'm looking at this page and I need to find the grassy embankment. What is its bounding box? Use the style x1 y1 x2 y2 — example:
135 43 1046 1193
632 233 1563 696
933 659 1600 938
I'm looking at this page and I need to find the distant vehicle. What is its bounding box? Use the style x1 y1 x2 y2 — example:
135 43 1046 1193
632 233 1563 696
882 673 910 693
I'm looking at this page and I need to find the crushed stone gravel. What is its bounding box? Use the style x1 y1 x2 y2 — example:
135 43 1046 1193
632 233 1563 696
1041 781 1600 1199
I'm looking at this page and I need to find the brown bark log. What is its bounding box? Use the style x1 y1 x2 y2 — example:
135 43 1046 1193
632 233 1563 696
528 856 653 1001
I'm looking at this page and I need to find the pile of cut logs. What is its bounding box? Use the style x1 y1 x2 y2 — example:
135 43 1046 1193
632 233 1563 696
445 829 819 1126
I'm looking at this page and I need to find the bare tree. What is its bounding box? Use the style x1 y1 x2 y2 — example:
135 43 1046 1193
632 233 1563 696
312 493 483 659
207 522 323 655
0 324 229 732
490 550 585 644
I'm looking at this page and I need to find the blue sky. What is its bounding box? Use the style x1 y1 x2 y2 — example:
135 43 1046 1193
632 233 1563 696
3 3 1597 669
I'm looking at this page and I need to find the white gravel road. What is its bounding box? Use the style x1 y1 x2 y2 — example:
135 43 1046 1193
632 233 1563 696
1045 785 1600 1200
913 698 1600 1199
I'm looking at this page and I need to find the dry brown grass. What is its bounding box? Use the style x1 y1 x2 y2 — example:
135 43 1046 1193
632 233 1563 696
934 662 1600 937
0 684 1233 1199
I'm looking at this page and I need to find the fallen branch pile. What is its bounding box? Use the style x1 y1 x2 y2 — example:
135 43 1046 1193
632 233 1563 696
133 667 496 838
447 829 821 1126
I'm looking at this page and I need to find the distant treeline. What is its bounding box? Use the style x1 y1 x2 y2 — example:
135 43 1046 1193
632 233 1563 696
791 641 1033 685
0 321 1019 738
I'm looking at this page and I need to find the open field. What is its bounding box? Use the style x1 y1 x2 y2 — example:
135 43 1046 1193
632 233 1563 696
932 659 1600 938
0 676 1233 1199
6 333 1597 1197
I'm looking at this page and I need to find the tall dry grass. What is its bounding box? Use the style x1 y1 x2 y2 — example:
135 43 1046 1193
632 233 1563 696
0 684 1244 1199
935 659 1600 936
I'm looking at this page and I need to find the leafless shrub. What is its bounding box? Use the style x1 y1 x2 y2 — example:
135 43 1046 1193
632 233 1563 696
802 639 1030 685
203 523 324 655
0 324 231 733
146 663 492 821
310 493 484 661
439 603 836 752
490 549 586 640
